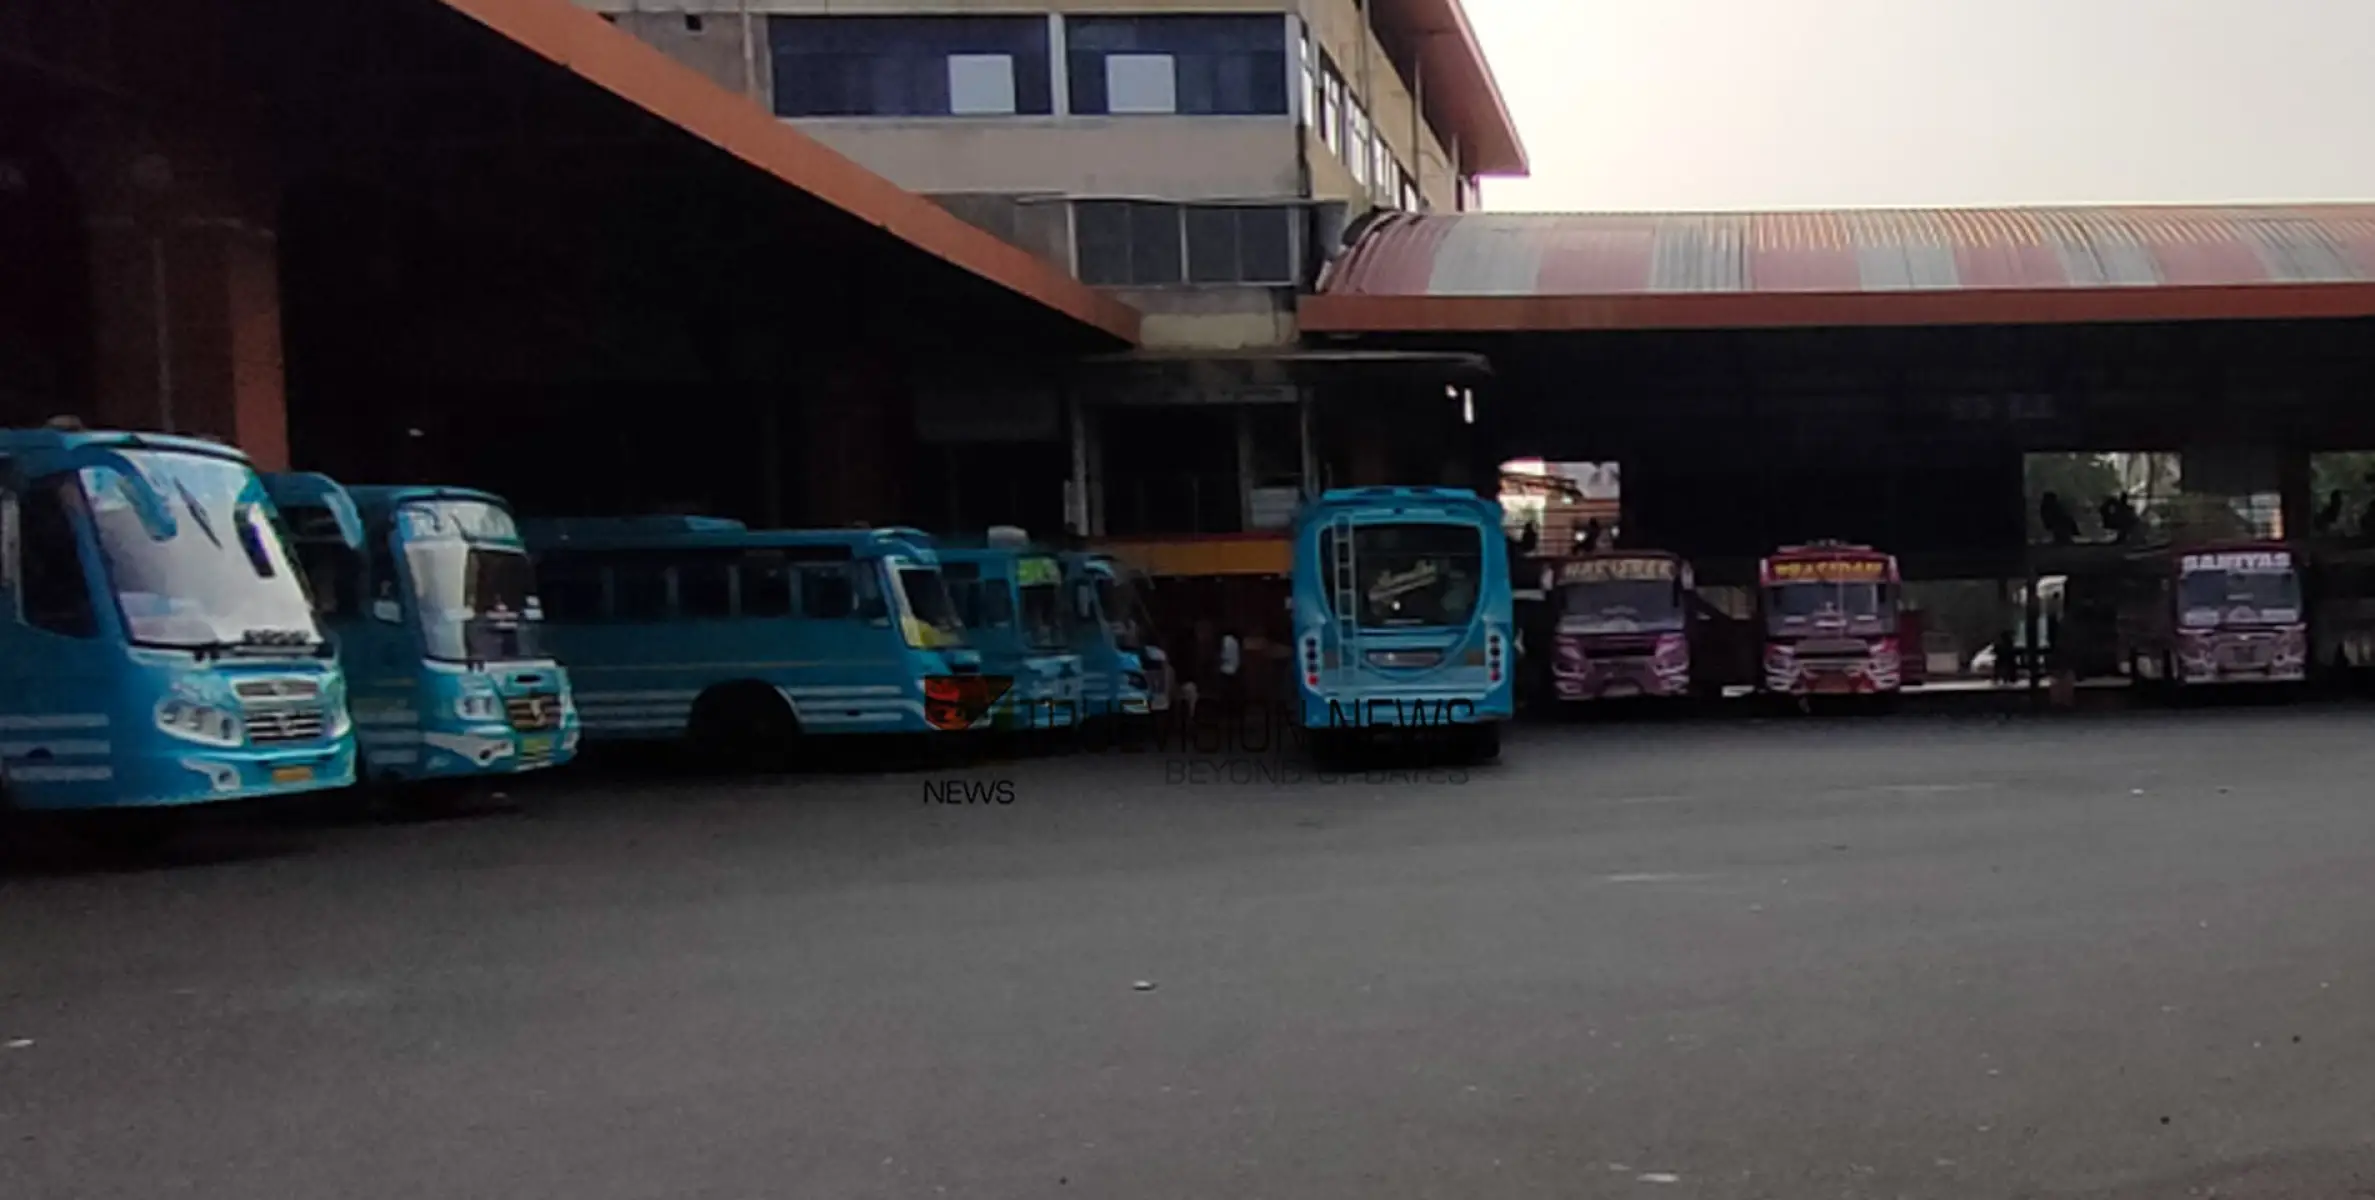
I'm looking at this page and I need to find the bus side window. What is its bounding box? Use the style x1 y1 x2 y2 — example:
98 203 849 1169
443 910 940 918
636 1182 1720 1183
294 541 362 617
614 560 669 621
367 532 402 623
852 561 888 621
539 555 603 621
944 563 984 627
19 481 97 638
679 556 734 619
739 554 794 618
801 564 854 619
0 483 15 601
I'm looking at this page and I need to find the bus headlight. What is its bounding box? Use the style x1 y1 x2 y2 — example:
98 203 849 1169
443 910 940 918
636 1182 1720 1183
454 693 503 722
157 698 243 747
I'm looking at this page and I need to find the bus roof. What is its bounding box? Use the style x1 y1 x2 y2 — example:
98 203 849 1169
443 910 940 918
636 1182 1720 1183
519 516 940 556
1297 486 1500 526
0 426 254 466
1765 541 1890 560
940 545 1059 566
342 484 511 513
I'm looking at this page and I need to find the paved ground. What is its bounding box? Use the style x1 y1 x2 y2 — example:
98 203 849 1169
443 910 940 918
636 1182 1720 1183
10 707 2375 1199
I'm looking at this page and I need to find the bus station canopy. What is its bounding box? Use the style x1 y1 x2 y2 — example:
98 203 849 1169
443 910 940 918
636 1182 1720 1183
1303 206 2375 334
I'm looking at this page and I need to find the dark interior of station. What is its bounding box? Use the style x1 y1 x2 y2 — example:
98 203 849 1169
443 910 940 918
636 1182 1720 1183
1342 316 2375 574
263 0 1117 526
1334 315 2375 681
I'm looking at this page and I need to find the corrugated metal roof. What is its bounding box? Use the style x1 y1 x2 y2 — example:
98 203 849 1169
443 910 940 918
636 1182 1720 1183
1321 205 2375 299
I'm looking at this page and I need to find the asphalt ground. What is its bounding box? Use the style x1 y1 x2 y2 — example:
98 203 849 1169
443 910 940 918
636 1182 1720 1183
8 705 2375 1199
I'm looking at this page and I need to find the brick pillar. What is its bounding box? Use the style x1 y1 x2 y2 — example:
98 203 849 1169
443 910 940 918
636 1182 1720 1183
76 111 287 469
86 213 287 469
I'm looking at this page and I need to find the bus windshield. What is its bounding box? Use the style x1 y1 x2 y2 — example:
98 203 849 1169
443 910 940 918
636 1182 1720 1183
80 451 322 651
402 514 546 662
1093 568 1151 650
2180 568 2300 625
1559 578 1683 632
1019 578 1071 652
1326 522 1484 629
895 563 965 648
1766 581 1894 634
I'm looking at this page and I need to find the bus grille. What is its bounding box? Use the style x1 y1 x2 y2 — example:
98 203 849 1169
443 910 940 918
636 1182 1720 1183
507 693 564 731
235 677 322 702
247 707 329 744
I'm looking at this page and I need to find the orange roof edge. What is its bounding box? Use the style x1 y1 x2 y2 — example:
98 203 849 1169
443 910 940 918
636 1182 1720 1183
439 0 1141 345
1300 284 2375 334
1382 0 1527 177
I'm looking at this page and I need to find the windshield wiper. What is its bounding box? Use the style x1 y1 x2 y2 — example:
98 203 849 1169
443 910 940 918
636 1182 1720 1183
174 479 222 548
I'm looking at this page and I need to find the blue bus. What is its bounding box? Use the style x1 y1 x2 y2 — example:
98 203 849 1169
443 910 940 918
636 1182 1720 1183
939 537 1085 732
0 426 355 817
1061 552 1164 720
265 475 578 787
522 518 985 759
1291 487 1513 760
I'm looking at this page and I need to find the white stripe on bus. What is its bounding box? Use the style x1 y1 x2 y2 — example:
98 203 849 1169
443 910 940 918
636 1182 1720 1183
6 765 115 783
0 740 112 757
0 714 110 731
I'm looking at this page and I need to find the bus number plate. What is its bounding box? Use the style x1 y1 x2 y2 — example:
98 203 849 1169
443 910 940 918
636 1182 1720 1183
271 765 314 785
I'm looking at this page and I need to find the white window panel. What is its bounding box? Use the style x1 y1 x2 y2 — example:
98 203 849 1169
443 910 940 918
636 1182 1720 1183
948 54 1019 115
1105 53 1178 114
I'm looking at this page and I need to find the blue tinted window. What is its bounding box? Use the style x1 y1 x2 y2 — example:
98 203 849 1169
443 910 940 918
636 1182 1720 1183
1067 15 1286 116
771 16 1053 116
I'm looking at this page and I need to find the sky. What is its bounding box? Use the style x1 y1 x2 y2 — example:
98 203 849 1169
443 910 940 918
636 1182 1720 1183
1464 0 2375 213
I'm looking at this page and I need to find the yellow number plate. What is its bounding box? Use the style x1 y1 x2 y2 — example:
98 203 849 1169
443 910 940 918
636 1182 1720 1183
519 735 554 755
271 765 314 785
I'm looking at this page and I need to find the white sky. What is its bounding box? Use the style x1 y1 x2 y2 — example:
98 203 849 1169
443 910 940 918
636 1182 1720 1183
1465 0 2375 213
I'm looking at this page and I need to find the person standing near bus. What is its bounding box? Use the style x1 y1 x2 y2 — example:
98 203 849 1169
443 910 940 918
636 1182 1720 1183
1218 625 1243 716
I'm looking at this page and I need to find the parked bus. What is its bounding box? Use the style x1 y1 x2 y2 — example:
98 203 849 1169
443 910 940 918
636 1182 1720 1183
1759 542 1904 695
1291 487 1513 759
1061 552 1167 720
940 535 1085 732
1549 550 1696 702
2121 542 2306 687
523 518 984 759
265 475 578 786
0 426 355 819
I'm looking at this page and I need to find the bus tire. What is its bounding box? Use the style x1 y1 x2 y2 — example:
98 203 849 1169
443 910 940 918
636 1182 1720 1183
689 682 803 772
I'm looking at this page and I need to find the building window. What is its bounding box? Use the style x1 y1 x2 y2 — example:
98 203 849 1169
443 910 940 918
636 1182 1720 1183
1346 105 1372 186
1066 15 1288 115
1399 169 1422 213
1298 27 1319 126
1318 60 1344 151
1076 201 1296 287
770 16 1053 117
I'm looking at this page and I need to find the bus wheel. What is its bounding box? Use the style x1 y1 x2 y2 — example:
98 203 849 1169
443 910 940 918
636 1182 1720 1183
1462 722 1502 764
689 682 803 772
